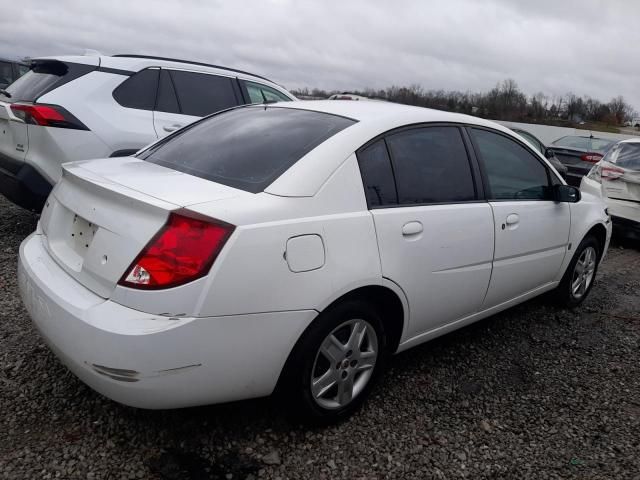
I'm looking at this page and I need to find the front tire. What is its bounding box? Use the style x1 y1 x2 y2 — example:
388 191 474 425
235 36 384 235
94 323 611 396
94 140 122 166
554 235 600 308
279 299 386 424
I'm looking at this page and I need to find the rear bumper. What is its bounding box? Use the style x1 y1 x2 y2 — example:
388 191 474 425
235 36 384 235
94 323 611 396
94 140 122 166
0 154 51 211
607 197 640 225
18 233 316 409
611 215 640 238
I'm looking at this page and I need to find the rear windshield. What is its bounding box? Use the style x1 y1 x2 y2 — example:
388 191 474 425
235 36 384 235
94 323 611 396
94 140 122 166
137 106 356 193
603 142 640 170
3 61 95 102
552 136 613 153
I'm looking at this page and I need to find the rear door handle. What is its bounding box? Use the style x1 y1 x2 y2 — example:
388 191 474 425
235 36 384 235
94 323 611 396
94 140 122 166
163 123 183 132
402 221 423 236
506 213 520 225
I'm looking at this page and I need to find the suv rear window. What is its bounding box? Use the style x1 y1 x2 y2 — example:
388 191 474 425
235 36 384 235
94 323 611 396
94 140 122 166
138 106 356 193
0 61 13 85
4 60 95 102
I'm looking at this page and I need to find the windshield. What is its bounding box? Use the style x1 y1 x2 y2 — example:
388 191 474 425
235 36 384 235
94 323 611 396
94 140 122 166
514 130 543 153
138 106 356 193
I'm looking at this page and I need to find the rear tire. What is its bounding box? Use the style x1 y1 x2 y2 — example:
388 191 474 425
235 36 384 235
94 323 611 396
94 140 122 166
554 235 600 308
278 299 387 424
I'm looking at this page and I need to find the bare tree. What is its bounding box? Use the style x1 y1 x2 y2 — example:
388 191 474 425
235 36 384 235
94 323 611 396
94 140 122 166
290 81 637 127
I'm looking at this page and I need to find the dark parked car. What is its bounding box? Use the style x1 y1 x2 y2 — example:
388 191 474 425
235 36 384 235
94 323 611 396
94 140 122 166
547 135 616 186
0 58 29 89
510 128 569 179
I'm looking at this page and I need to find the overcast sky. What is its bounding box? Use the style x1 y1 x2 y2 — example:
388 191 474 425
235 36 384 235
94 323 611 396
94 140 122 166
1 0 638 111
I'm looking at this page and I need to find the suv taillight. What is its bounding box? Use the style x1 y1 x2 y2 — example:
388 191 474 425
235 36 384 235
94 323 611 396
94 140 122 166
118 211 234 290
580 153 603 163
10 103 88 130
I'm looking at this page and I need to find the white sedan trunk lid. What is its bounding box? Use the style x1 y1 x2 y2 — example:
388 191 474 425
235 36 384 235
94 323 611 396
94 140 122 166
39 157 246 298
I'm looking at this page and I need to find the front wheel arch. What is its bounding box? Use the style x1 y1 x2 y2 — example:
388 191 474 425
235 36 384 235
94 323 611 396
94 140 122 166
554 233 602 308
584 223 607 260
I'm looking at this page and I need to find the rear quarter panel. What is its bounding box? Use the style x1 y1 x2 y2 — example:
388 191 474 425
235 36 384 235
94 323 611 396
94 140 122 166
192 155 384 317
38 71 157 156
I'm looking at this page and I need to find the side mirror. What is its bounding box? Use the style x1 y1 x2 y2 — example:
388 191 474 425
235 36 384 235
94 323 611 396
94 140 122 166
554 184 581 203
545 148 555 159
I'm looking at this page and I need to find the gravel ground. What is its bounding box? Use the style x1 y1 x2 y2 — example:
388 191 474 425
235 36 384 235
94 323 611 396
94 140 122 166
1 195 639 480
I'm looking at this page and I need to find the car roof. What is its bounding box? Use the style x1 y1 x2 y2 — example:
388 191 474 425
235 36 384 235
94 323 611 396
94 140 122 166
555 134 612 141
272 99 501 126
0 57 26 65
618 137 640 144
262 101 519 197
30 54 287 90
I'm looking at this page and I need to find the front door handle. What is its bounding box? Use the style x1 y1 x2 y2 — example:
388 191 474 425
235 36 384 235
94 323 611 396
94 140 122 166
163 123 183 132
402 221 423 236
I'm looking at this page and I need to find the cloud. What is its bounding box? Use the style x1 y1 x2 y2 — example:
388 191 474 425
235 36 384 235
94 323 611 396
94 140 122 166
1 0 638 110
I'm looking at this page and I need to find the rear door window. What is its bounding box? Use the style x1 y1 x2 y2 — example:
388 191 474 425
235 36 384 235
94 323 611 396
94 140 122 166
4 60 96 102
357 139 398 207
169 71 240 116
113 68 159 110
138 106 356 193
385 126 476 204
155 69 180 114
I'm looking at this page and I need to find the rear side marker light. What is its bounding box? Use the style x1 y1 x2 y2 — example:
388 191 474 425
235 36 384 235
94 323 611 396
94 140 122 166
580 153 603 163
10 103 89 130
119 211 234 290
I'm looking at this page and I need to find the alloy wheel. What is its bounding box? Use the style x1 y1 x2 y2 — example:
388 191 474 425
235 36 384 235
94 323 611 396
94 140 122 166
310 319 378 410
571 246 597 299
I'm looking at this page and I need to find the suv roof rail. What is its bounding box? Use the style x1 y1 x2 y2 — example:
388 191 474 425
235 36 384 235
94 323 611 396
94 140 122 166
112 54 273 83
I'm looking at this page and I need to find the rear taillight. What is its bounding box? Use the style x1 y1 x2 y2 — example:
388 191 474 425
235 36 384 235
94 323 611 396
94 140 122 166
118 211 234 290
580 153 603 163
601 165 625 180
10 103 88 130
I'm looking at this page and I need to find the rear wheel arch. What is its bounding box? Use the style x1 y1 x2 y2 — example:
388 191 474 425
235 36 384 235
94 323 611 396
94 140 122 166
321 285 406 354
274 285 405 421
275 285 405 391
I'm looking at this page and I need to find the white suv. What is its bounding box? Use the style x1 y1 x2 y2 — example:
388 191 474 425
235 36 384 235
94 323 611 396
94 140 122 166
0 54 295 210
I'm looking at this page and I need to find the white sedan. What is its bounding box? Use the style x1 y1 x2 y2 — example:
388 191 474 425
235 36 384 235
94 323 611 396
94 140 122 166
19 100 611 423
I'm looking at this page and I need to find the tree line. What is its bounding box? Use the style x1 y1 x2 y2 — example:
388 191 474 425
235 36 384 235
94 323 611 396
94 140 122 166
291 79 637 126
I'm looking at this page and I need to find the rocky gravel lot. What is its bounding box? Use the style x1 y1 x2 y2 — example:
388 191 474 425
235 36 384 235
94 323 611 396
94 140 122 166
1 195 639 480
